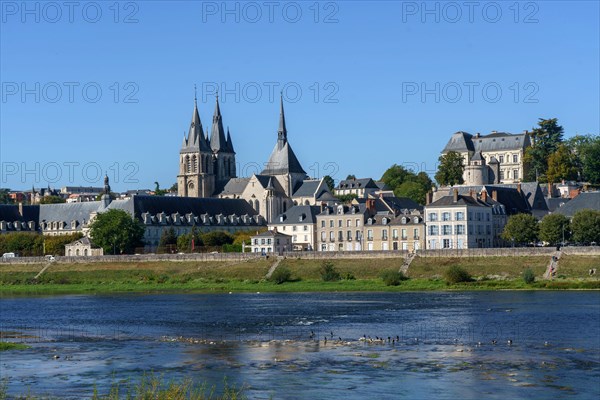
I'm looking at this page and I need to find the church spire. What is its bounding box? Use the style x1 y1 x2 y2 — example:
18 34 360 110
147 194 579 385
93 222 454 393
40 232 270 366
278 93 287 146
184 88 210 152
210 94 228 152
226 127 235 153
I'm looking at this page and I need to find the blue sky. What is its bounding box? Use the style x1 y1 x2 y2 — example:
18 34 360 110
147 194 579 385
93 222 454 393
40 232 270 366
1 0 599 191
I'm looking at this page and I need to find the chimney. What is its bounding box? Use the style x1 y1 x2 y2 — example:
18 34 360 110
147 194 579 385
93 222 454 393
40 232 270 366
366 199 375 212
546 182 552 198
492 190 498 201
569 188 580 199
425 191 432 205
18 202 23 217
517 183 522 195
453 189 458 203
481 191 487 202
469 189 475 199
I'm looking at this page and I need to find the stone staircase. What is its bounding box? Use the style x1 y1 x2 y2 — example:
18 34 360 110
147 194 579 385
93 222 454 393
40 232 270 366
543 250 562 279
265 256 284 279
399 252 417 274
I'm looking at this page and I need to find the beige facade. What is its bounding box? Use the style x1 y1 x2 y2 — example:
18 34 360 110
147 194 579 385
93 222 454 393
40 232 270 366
268 205 320 251
65 237 104 256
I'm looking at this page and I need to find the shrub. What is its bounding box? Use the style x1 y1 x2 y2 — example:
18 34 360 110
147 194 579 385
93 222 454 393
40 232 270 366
444 265 471 284
344 272 356 280
269 267 292 284
522 268 535 284
319 261 341 282
380 270 408 286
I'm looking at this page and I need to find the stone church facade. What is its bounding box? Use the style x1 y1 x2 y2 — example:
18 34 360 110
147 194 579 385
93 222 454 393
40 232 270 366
177 95 334 222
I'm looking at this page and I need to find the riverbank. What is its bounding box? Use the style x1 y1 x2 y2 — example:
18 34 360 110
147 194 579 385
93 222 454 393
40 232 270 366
1 255 598 294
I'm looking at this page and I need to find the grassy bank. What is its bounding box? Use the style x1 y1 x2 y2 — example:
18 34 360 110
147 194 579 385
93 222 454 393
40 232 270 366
0 255 598 294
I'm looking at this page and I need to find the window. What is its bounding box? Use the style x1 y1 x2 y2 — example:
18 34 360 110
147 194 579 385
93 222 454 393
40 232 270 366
513 169 519 179
304 225 308 231
304 235 308 241
367 229 373 240
413 228 419 239
428 212 438 222
261 238 265 245
456 225 465 235
347 230 352 240
469 225 473 235
455 212 464 221
443 239 451 249
428 225 438 235
267 239 272 245
382 229 388 240
356 230 361 240
500 170 504 180
486 214 490 222
338 220 342 227
499 155 504 163
442 212 451 221
401 228 407 240
442 225 452 235
321 220 325 228
293 226 297 231
346 219 351 227
329 231 334 241
293 235 296 242
355 219 361 227
321 232 326 242
329 220 334 228
392 229 398 240
486 225 491 235
513 154 518 163
338 231 343 241
476 212 482 221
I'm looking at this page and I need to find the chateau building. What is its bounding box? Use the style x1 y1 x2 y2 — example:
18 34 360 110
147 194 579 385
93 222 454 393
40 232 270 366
442 131 531 185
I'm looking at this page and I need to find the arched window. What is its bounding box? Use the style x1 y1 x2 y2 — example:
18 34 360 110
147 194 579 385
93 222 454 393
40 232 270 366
84 249 88 256
185 155 191 173
76 249 80 256
254 199 260 213
192 155 197 172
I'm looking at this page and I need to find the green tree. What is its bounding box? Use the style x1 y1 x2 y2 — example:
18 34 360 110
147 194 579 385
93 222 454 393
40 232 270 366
319 261 341 282
39 195 65 204
571 209 600 244
158 227 177 253
169 182 178 192
568 135 600 184
0 232 43 256
524 118 564 182
335 193 358 203
539 214 571 245
202 231 234 246
435 151 464 186
394 181 427 205
0 189 13 204
501 214 539 245
88 209 145 254
346 174 356 180
381 164 412 190
44 232 84 256
323 175 335 191
177 228 203 252
154 182 168 196
546 144 578 183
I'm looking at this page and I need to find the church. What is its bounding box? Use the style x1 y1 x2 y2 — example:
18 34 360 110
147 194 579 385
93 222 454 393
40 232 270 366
177 95 335 222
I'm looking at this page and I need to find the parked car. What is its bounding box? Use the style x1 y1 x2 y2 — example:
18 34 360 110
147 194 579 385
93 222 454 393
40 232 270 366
2 252 16 259
45 255 56 262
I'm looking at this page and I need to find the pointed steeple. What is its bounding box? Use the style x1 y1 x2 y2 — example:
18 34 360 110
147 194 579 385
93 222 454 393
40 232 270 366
183 89 210 152
210 94 228 152
226 127 235 153
277 93 287 147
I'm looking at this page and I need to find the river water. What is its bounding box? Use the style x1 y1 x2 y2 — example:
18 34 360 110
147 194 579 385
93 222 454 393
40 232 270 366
0 291 599 399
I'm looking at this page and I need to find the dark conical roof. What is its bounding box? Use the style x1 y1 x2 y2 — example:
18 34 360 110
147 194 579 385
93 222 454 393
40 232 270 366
226 127 235 153
261 98 306 175
210 96 228 153
182 99 210 152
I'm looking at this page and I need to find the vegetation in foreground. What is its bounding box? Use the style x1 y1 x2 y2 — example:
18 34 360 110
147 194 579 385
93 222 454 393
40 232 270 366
0 374 245 400
0 342 30 351
0 255 598 294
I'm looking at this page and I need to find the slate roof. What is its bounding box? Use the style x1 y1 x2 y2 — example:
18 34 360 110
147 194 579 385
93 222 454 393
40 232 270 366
253 230 291 238
354 196 422 213
0 204 39 222
293 180 322 197
375 181 391 190
546 197 570 213
336 178 378 190
316 191 338 202
39 201 104 223
270 205 321 225
442 131 530 154
442 131 474 153
261 141 306 175
427 194 489 208
554 192 600 217
125 195 259 219
220 178 250 195
454 186 530 215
